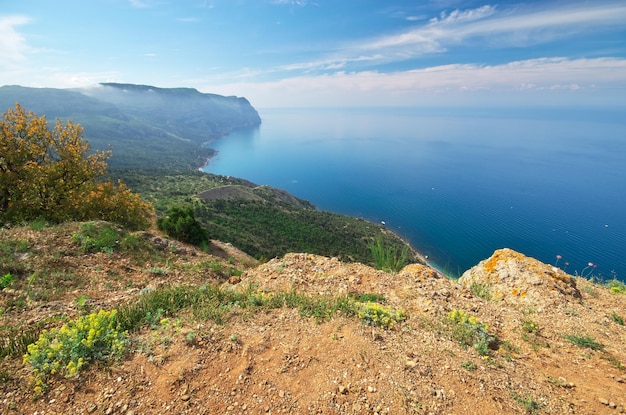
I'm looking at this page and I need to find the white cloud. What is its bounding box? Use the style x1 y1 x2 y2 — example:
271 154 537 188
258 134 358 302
200 57 626 108
292 2 626 73
0 15 31 68
429 5 496 24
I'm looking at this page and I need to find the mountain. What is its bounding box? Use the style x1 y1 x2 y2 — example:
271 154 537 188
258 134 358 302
0 84 261 170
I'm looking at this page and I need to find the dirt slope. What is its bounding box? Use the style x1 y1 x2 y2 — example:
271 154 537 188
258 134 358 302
1 224 624 414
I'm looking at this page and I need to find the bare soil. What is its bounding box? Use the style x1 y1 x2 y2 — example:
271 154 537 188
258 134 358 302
1 223 624 414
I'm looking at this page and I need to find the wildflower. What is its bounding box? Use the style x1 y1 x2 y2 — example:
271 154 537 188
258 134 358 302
555 255 562 267
581 262 595 278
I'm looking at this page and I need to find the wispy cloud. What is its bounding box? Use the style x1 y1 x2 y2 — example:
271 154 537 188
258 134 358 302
429 5 496 24
0 15 31 68
282 2 626 74
202 57 626 107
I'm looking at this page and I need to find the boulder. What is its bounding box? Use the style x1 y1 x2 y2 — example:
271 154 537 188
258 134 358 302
459 248 581 309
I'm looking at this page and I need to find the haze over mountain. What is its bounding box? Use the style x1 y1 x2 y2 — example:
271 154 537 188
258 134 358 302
0 83 261 169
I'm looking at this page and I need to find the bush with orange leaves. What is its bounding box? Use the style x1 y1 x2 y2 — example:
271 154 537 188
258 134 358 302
0 103 153 229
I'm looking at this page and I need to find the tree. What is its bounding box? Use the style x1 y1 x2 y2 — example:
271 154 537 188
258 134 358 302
157 205 209 247
0 103 153 229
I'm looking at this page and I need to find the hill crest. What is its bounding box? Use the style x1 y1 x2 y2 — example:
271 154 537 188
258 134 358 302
1 223 624 414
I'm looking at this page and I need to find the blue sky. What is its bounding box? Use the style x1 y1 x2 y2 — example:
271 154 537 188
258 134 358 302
1 0 625 108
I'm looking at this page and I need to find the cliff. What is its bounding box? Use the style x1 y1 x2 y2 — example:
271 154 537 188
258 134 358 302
1 223 624 414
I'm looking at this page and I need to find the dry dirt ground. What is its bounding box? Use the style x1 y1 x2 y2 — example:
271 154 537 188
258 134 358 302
1 223 625 414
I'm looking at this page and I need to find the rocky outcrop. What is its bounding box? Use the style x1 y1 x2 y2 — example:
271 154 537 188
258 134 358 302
459 248 581 309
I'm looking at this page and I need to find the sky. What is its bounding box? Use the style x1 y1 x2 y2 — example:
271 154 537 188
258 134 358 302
1 0 625 108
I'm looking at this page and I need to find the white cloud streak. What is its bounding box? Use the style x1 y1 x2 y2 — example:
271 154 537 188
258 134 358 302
203 57 626 107
284 2 626 73
0 15 31 68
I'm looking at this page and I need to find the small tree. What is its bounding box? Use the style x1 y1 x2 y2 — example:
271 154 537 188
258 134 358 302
157 206 209 247
0 103 153 229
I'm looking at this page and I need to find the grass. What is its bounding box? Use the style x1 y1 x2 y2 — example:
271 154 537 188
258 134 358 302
469 282 493 300
368 235 410 273
562 334 604 351
4 283 408 363
610 311 624 326
461 360 478 372
510 390 541 414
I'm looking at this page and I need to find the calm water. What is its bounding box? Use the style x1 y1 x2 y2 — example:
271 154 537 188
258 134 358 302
204 107 626 280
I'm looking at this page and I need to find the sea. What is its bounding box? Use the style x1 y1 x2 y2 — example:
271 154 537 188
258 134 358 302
203 106 626 281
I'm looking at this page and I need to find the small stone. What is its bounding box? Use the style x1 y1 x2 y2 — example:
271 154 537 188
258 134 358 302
599 398 609 406
609 402 617 409
278 390 285 398
180 394 190 401
405 360 417 369
368 386 376 393
338 385 348 394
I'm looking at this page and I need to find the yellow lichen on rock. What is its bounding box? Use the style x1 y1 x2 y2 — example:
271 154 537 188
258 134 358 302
459 248 581 309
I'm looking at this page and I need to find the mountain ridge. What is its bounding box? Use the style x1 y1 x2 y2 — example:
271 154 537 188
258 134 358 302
0 84 261 170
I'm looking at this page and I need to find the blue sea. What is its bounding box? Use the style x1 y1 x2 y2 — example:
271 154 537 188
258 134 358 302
204 107 626 281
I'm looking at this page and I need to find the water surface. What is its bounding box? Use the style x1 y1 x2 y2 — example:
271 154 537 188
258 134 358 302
204 107 626 280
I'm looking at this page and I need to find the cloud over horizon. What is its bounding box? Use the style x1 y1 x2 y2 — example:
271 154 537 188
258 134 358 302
0 1 624 108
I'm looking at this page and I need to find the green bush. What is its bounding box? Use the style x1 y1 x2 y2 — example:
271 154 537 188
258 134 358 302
157 206 209 247
23 309 128 392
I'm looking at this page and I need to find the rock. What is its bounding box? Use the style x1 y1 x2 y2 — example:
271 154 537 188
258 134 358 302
459 248 581 308
599 398 609 405
400 264 440 280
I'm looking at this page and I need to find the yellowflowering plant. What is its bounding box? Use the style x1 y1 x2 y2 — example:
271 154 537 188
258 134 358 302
23 309 128 391
357 302 407 329
446 309 496 356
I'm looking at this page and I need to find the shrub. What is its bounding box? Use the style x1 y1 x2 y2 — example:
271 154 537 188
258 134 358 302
604 279 626 295
23 309 128 391
157 206 209 247
0 104 153 230
447 309 496 356
356 302 406 329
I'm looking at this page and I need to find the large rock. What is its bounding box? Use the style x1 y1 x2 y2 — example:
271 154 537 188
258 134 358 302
459 248 581 309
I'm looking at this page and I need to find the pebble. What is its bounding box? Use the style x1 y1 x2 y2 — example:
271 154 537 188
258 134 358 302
599 398 609 406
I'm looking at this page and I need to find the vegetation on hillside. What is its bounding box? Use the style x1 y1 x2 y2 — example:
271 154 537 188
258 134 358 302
115 170 419 266
0 104 153 229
